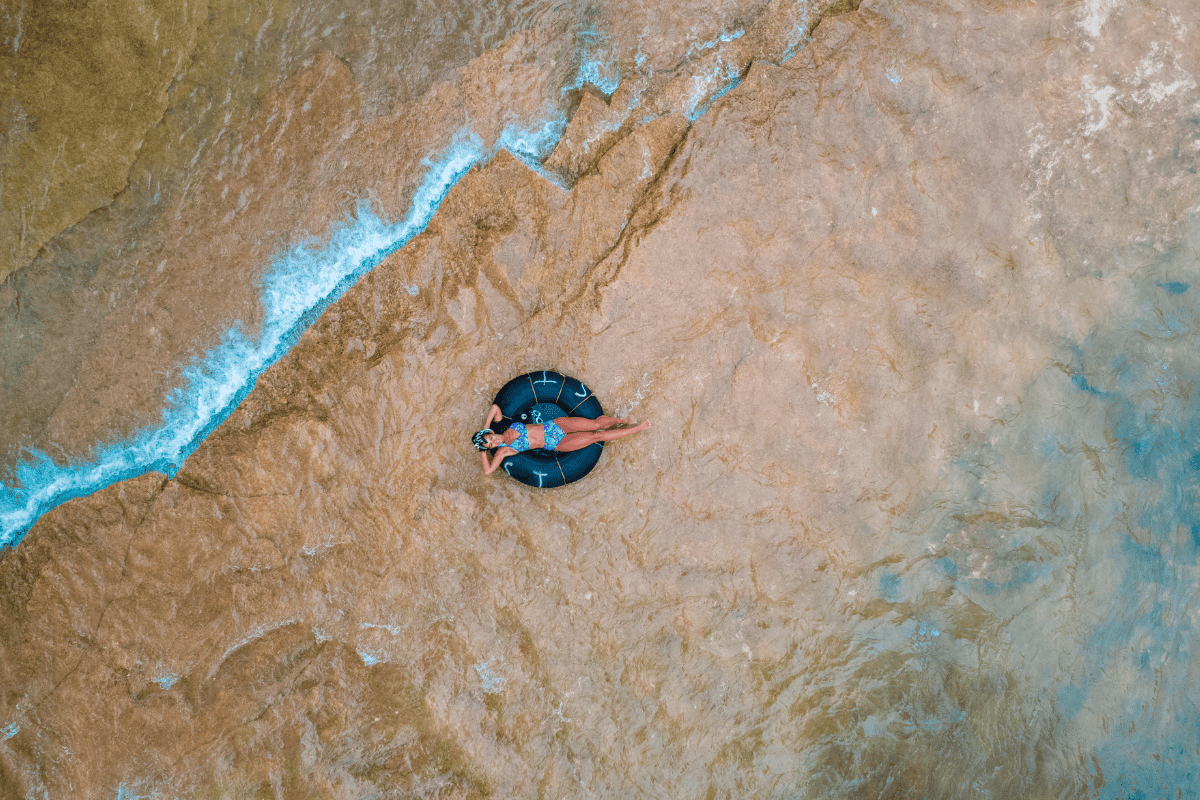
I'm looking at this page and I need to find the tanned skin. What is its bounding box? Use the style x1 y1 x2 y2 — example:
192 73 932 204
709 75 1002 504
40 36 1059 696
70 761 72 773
479 404 650 474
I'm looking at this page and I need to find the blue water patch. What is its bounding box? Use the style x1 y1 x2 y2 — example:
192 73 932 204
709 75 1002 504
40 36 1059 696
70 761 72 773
911 621 941 650
880 571 902 603
1094 723 1200 800
912 229 1200 797
115 784 156 800
152 674 177 690
936 556 958 580
1056 682 1088 721
1071 371 1113 398
1060 296 1200 797
475 659 508 694
2 722 18 740
977 561 1050 594
937 552 1049 594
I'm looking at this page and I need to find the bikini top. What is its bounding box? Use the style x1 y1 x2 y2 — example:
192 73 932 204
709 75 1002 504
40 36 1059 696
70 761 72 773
507 422 531 453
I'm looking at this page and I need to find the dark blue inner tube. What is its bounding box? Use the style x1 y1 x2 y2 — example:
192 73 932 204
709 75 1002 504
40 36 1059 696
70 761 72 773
490 370 605 488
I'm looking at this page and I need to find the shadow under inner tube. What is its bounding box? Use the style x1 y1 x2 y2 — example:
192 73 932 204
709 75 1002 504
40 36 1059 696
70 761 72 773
490 371 605 488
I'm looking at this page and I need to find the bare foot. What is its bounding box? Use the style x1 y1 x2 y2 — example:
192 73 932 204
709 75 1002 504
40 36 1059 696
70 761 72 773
630 420 650 432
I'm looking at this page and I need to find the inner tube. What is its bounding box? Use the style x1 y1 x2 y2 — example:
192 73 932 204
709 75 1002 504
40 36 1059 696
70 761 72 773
489 370 605 488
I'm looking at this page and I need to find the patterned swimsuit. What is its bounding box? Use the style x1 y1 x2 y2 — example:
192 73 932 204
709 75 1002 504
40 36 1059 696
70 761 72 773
506 420 566 452
507 422 532 452
542 419 566 451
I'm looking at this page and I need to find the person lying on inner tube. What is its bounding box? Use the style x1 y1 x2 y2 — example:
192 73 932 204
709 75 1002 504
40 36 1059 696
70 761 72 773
472 403 650 475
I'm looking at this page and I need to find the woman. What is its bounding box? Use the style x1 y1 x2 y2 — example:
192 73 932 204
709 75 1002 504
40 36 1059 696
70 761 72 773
473 404 650 475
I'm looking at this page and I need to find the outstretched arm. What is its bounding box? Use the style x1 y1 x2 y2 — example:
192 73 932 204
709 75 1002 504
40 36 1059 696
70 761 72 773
482 448 515 475
485 404 502 427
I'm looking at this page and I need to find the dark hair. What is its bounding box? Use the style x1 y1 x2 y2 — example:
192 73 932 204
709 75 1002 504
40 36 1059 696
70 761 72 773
472 429 494 451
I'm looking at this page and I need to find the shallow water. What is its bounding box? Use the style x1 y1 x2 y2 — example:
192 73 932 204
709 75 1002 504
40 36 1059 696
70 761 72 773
2 0 1200 796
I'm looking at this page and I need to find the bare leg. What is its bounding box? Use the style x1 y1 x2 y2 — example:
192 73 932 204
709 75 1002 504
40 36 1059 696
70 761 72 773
555 421 649 453
554 415 632 434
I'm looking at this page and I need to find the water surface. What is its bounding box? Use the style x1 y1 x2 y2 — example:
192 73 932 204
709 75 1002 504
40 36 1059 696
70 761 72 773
1 0 1200 797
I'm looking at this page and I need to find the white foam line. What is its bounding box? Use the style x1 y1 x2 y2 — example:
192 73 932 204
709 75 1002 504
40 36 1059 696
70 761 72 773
209 616 300 678
0 6 819 546
1 132 494 545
